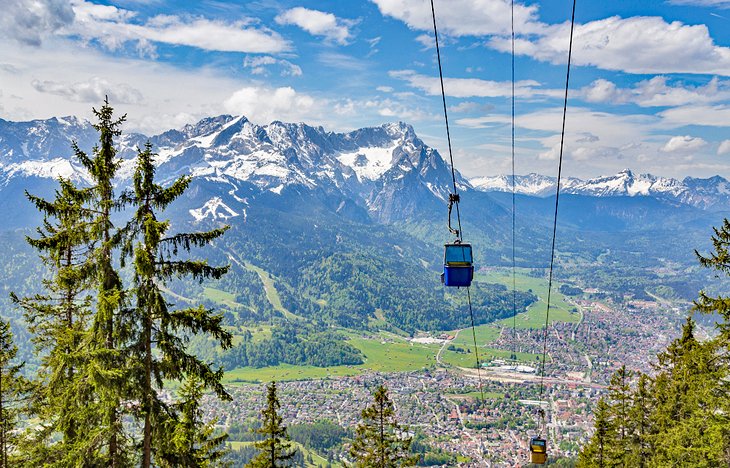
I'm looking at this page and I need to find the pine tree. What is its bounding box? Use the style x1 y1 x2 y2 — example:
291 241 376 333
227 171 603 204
695 218 730 345
123 142 232 466
577 399 614 468
247 381 296 467
71 98 129 466
650 318 727 466
607 365 633 464
157 374 229 467
350 385 417 468
0 319 30 468
627 373 653 467
12 177 98 464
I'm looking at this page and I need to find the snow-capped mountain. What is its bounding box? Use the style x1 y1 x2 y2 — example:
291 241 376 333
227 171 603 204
471 169 730 210
0 114 467 226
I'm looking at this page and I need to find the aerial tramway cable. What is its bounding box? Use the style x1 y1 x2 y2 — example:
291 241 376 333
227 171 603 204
510 0 518 362
537 0 578 436
429 0 485 402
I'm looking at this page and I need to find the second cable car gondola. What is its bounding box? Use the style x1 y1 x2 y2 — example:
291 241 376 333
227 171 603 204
529 437 547 464
442 242 473 287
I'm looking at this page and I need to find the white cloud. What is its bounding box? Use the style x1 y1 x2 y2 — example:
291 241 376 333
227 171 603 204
223 86 317 125
490 16 730 76
275 7 353 45
580 76 730 107
718 140 730 155
661 135 707 152
0 38 240 134
243 55 302 76
376 86 394 93
390 70 557 98
65 0 289 54
31 76 144 104
1 0 75 46
370 0 543 36
659 104 730 127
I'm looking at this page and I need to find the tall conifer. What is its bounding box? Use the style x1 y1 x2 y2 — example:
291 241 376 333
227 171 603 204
577 399 614 468
0 319 29 468
13 177 97 464
350 385 417 468
123 142 232 466
247 381 296 468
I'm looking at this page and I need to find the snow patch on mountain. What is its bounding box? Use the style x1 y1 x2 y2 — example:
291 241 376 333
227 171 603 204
337 144 398 181
189 197 238 222
2 158 90 184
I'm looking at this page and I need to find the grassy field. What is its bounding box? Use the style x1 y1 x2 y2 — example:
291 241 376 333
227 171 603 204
477 269 580 328
203 287 242 310
224 332 440 383
227 441 335 467
244 263 303 321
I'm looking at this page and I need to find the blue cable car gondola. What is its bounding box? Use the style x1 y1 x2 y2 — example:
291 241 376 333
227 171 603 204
442 242 473 287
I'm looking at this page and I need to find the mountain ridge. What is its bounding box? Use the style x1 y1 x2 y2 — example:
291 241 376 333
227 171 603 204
471 169 730 210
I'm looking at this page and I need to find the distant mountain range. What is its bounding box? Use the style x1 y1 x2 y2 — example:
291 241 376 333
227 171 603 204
0 114 468 228
1 114 727 228
471 170 730 211
0 114 727 335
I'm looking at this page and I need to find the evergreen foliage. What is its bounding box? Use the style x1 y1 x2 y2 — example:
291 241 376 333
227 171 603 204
0 319 30 468
246 381 296 467
579 218 730 466
157 374 229 467
11 177 95 465
12 100 232 466
123 142 231 466
350 385 418 467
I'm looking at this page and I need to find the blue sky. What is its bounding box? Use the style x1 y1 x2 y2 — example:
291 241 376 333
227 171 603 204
2 0 730 179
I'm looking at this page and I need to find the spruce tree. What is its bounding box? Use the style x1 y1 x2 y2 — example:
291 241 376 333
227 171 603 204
695 218 730 345
650 318 727 466
123 142 232 466
72 98 129 466
577 399 614 468
12 177 98 464
350 385 417 468
0 319 30 468
158 374 229 467
607 365 633 464
247 381 296 468
627 373 653 467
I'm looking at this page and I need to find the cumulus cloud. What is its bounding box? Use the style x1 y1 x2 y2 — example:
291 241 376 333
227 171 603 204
275 7 353 45
718 140 730 155
661 135 707 152
580 76 730 106
390 70 558 98
489 16 730 76
1 0 75 46
224 86 317 125
65 0 289 54
243 55 302 76
31 76 144 104
370 0 543 36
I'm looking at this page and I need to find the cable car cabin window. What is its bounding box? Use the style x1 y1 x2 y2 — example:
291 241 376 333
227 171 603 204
530 438 546 450
444 243 473 265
